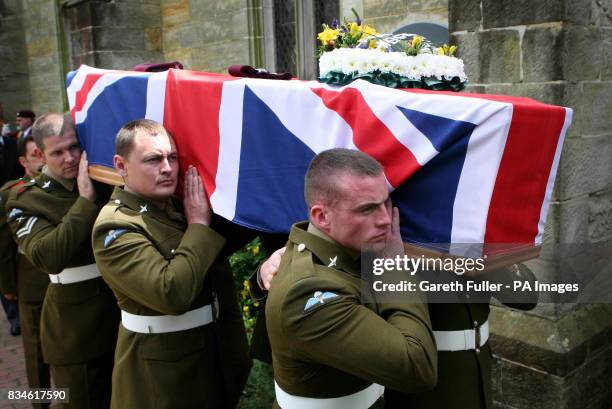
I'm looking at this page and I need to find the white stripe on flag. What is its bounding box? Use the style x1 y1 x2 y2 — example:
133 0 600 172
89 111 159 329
67 65 108 111
346 80 437 165
144 71 168 123
535 107 572 245
210 80 245 220
247 78 357 154
451 102 514 244
73 71 151 125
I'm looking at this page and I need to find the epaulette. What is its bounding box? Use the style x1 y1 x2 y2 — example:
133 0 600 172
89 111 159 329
0 179 24 192
15 180 37 196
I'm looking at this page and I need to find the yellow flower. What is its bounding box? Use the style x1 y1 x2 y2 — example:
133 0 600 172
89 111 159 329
348 22 361 37
368 39 378 49
318 27 341 45
250 245 260 256
254 301 260 308
361 24 378 36
449 45 457 55
412 35 423 47
437 47 445 55
243 305 249 312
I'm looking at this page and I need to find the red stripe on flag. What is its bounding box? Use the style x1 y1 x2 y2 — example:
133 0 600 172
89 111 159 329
312 87 420 188
70 73 104 119
484 103 566 245
163 70 239 197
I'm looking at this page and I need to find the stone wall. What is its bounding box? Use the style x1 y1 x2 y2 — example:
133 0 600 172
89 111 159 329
65 0 163 71
21 0 65 113
0 0 31 120
161 0 253 73
340 0 448 33
449 0 612 407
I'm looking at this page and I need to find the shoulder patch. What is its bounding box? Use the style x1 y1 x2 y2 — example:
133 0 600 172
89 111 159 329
7 208 23 221
104 229 129 248
304 291 340 311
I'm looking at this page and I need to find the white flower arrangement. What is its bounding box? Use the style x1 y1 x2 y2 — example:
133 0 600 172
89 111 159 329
316 12 468 90
319 48 467 83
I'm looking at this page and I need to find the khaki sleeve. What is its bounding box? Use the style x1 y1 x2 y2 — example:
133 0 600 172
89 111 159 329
6 196 100 274
281 276 437 393
93 223 226 315
0 193 17 295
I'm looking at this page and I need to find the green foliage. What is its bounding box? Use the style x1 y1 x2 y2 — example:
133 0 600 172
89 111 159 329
229 236 267 337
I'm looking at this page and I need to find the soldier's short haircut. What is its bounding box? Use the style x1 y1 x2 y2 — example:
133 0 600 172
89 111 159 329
304 148 384 207
17 135 34 158
32 113 75 151
115 119 169 158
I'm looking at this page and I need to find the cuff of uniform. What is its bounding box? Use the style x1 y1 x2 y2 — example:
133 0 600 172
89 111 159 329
248 266 268 301
184 223 226 257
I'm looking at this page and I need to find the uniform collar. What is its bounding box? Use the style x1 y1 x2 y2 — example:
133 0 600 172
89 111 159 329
110 187 185 227
306 223 361 259
289 222 361 277
42 166 75 192
36 170 76 196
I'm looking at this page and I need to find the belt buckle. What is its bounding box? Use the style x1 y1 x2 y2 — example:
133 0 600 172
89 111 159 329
475 325 481 348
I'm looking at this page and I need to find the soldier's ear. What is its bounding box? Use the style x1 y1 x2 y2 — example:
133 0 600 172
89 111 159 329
114 154 127 178
310 204 331 231
34 147 46 165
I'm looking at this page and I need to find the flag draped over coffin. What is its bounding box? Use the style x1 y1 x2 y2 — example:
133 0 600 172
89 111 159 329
67 65 572 252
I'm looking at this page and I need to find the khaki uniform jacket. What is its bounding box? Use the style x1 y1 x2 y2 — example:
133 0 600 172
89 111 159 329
387 267 538 409
0 178 48 302
5 173 119 365
92 187 251 409
266 223 437 408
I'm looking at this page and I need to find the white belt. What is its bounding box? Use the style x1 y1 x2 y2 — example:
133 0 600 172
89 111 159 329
121 303 216 334
274 381 384 409
434 320 489 351
48 264 101 284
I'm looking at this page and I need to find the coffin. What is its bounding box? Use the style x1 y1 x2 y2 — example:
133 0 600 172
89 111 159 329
67 65 572 265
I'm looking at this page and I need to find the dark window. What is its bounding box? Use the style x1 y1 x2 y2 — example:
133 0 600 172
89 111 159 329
314 0 339 30
313 0 339 77
393 23 449 46
273 0 297 74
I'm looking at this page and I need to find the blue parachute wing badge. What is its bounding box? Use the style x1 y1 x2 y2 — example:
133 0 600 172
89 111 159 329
8 208 23 220
303 290 340 311
104 229 128 248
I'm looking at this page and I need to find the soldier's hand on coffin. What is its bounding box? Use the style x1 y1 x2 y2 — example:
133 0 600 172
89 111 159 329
377 206 405 259
183 165 211 226
77 151 96 202
259 246 286 290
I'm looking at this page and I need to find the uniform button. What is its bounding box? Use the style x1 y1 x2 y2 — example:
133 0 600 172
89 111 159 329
473 320 478 327
171 249 175 254
465 294 470 299
114 199 121 204
297 243 306 252
475 348 480 354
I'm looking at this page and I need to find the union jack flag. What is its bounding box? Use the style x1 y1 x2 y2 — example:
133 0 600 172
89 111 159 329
67 65 572 254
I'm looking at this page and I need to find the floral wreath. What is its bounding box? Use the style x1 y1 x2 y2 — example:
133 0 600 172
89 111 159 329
317 10 467 91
